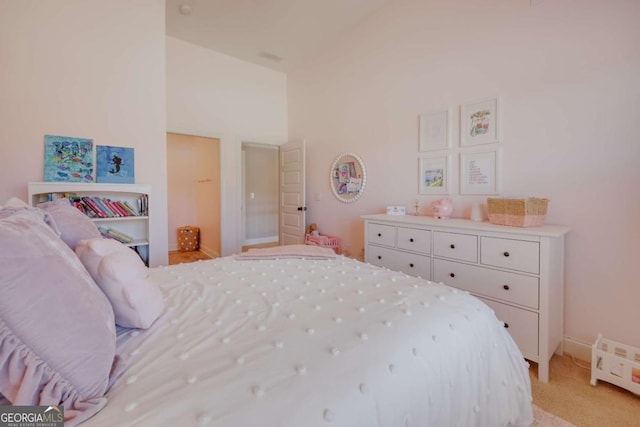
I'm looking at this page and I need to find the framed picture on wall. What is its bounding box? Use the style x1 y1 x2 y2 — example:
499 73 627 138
44 134 94 182
460 150 499 195
418 154 450 195
96 145 135 184
460 97 499 146
419 109 449 151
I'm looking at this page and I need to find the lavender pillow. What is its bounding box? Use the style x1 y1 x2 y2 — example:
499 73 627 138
1 197 29 209
0 208 116 426
37 199 101 250
76 238 164 329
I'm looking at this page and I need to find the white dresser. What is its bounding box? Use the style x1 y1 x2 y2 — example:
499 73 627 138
362 214 570 382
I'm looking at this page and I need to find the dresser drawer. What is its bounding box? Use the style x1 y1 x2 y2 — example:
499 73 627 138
433 259 539 309
367 244 393 268
480 237 540 274
368 223 396 247
433 231 478 262
478 297 539 358
396 227 431 254
367 245 430 278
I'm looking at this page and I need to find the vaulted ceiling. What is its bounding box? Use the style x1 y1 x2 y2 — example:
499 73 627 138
165 0 394 72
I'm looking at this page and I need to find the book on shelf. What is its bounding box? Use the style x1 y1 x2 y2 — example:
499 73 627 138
137 194 148 216
98 227 134 244
93 197 116 217
36 190 145 218
121 201 139 216
109 200 128 217
69 196 140 219
81 197 107 218
103 199 123 217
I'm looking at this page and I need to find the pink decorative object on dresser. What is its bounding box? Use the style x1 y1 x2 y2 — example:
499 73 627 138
431 198 453 219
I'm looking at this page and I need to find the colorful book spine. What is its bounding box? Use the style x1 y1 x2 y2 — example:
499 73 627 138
93 197 115 217
137 195 148 216
100 199 117 217
104 199 123 217
107 229 133 243
110 200 129 217
82 197 106 218
98 227 133 244
122 201 139 216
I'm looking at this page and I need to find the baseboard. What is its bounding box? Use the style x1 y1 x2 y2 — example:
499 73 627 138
168 244 219 258
563 336 592 363
244 236 278 246
199 245 219 258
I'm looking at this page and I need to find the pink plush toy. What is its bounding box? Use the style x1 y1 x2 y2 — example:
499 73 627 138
432 198 453 219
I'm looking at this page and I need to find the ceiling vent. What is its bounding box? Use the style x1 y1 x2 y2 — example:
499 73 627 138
258 51 284 63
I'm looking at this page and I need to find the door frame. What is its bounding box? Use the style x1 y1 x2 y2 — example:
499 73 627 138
166 127 225 252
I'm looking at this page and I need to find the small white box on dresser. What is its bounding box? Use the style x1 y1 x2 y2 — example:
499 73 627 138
362 213 570 383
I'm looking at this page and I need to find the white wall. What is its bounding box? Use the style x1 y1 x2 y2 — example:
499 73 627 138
0 0 168 266
166 36 288 255
288 0 640 347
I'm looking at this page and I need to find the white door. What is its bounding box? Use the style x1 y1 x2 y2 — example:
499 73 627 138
279 141 306 245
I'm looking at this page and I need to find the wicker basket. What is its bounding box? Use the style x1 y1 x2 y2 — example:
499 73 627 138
487 198 549 227
177 226 200 252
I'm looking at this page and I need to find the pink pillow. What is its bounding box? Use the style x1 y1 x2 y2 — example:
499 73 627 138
0 208 116 425
76 238 164 329
37 199 101 250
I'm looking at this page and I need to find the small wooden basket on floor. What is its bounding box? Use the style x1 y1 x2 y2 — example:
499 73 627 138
487 197 548 227
177 226 200 252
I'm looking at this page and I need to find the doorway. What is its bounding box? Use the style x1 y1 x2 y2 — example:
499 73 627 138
241 142 279 250
166 132 221 261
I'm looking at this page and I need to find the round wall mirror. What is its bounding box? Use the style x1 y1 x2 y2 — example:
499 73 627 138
330 152 367 203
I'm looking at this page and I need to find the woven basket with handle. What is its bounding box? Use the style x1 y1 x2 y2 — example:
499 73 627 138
487 198 548 227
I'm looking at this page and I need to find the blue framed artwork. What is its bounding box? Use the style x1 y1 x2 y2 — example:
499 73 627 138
44 135 94 182
96 145 135 184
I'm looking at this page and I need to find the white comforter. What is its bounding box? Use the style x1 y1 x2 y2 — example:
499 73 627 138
84 256 533 427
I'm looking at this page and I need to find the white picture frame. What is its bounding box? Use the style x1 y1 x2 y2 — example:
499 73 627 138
460 97 499 146
419 155 450 195
419 109 449 152
460 150 499 195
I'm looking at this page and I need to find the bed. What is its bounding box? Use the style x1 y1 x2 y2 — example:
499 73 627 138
0 203 533 427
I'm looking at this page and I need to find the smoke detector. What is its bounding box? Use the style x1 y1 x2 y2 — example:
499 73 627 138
178 4 192 16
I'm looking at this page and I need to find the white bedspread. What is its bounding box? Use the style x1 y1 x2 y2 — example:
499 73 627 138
84 256 533 427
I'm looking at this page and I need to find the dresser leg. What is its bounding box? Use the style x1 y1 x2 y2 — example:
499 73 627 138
538 360 549 383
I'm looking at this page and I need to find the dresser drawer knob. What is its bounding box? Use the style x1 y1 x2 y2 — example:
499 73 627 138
409 263 414 268
409 238 414 242
450 244 455 249
503 285 510 290
504 322 509 329
377 233 382 237
449 273 455 278
503 251 510 257
377 255 382 260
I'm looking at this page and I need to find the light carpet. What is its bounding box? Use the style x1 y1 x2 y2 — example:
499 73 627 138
532 404 575 427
